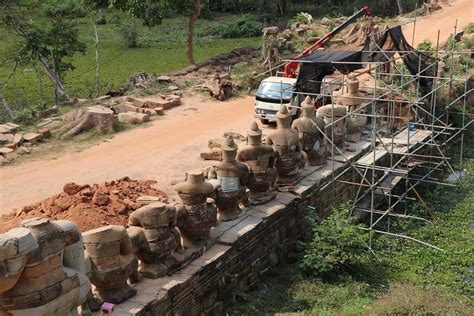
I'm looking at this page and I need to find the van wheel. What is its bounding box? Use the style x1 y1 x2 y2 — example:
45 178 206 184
260 119 269 125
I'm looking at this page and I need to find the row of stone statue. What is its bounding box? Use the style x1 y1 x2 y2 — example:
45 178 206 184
0 79 370 315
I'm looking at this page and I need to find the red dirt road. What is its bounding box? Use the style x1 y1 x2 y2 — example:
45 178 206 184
0 95 254 215
402 0 473 46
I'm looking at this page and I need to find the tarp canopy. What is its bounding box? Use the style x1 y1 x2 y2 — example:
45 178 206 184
295 26 436 94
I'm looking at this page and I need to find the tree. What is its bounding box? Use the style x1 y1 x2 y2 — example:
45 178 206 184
1 1 86 98
111 0 204 65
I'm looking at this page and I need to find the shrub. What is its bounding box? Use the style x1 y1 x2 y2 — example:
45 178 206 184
288 13 308 26
466 22 474 34
45 0 88 18
210 15 262 38
120 23 141 48
299 203 371 276
416 39 433 53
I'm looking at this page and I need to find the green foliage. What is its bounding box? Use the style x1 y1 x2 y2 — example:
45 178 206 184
287 12 308 26
119 23 141 48
44 0 89 18
416 38 433 54
110 0 164 27
466 22 474 34
327 19 336 32
13 102 47 124
300 203 371 276
208 15 262 38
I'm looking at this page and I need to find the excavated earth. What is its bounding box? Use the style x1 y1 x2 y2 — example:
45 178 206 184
0 177 167 233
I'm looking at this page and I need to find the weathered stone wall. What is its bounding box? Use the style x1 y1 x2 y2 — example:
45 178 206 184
115 141 370 316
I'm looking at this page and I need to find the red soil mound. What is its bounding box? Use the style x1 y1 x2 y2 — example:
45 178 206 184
0 177 167 233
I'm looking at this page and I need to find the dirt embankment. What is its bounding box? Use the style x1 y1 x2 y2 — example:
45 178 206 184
0 177 166 233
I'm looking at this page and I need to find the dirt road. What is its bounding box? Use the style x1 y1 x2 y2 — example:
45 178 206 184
402 0 473 46
0 95 254 214
1 0 472 215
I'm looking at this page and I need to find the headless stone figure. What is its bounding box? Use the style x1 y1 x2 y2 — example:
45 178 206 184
175 171 218 247
291 96 327 166
317 104 347 151
127 203 182 278
335 78 368 141
210 136 250 222
0 218 91 316
266 104 306 186
82 225 138 304
237 121 277 204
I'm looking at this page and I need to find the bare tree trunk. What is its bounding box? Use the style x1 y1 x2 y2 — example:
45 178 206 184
396 0 403 15
36 52 68 99
187 0 202 65
0 94 14 120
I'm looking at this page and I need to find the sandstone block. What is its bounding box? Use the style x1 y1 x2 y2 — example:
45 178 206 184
23 132 42 143
38 127 51 139
145 99 172 110
157 75 171 82
3 133 14 143
12 133 23 145
118 111 149 124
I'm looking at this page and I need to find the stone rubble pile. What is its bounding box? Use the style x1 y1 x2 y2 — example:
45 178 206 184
0 122 45 165
0 177 167 233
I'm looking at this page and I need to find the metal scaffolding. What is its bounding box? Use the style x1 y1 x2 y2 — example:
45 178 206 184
260 19 473 251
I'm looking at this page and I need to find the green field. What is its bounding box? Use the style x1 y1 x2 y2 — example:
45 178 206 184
0 9 260 112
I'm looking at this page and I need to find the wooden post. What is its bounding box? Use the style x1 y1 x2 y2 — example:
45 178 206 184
94 23 100 98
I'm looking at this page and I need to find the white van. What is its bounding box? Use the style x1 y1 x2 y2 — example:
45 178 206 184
254 77 298 124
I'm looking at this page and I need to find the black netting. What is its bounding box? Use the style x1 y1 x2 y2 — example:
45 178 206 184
295 26 435 94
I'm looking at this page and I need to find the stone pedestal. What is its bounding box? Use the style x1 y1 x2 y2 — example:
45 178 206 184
175 171 218 247
237 121 278 204
83 225 138 304
291 97 327 166
317 104 347 151
211 137 250 222
267 105 306 185
127 202 182 279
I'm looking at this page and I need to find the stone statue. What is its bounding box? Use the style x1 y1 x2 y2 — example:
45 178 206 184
82 225 138 304
335 78 367 141
127 202 182 278
317 104 347 150
210 136 250 222
0 218 91 315
175 171 218 247
291 97 327 166
266 104 306 185
237 121 278 204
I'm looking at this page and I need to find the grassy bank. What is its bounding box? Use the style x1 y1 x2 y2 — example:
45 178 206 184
228 157 474 314
0 9 260 113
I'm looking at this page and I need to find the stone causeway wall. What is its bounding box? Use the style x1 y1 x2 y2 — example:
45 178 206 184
0 134 370 316
118 140 370 316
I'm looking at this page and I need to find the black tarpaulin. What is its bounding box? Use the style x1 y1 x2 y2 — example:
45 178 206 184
295 26 435 94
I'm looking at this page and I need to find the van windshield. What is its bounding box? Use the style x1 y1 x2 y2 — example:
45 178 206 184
256 81 293 102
